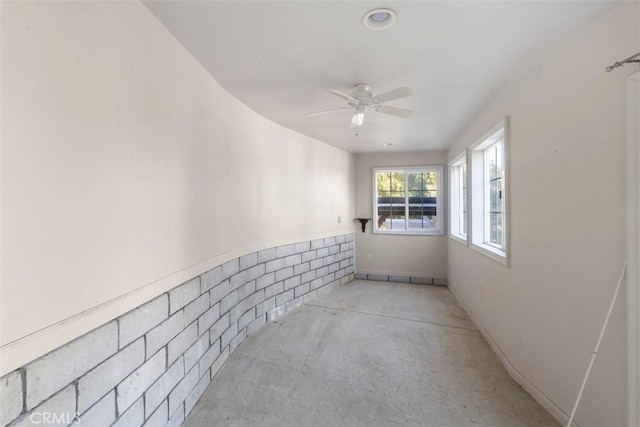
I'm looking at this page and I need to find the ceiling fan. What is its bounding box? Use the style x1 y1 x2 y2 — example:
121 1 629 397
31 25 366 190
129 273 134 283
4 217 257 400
307 84 414 134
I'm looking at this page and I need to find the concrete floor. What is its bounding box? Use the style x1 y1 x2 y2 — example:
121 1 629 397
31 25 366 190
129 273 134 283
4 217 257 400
186 280 559 427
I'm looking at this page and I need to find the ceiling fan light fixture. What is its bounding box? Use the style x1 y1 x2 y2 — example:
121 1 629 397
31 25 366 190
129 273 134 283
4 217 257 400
351 112 365 128
363 8 397 30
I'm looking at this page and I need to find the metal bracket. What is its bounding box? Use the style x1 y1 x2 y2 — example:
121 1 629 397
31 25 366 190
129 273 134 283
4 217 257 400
606 52 640 72
354 218 370 233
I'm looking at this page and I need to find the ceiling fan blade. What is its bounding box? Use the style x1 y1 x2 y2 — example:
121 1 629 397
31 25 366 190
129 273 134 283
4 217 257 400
306 106 351 117
349 112 364 128
375 87 413 103
377 105 414 118
327 89 357 102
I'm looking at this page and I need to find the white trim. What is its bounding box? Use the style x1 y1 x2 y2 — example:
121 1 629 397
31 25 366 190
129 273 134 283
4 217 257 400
449 152 469 245
372 165 444 236
448 284 580 427
449 234 468 246
374 230 443 236
626 70 640 427
469 241 508 266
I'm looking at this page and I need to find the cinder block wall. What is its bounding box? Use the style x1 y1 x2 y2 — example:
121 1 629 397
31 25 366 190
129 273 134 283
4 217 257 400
0 234 354 427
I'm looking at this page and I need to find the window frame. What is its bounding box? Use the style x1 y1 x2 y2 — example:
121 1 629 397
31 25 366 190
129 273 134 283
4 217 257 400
449 152 468 245
468 117 510 265
372 165 444 236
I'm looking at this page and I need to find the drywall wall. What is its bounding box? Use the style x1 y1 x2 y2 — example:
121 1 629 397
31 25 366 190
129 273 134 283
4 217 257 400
354 151 447 280
0 1 355 376
447 3 638 426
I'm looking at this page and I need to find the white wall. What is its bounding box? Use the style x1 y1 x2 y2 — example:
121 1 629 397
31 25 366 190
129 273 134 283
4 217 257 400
355 151 447 279
447 3 639 425
0 1 355 376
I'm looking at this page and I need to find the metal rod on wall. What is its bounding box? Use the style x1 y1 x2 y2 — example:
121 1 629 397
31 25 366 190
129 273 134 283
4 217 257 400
606 52 640 72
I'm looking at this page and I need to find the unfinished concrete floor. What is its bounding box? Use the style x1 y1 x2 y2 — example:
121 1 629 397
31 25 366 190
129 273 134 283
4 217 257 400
186 280 559 426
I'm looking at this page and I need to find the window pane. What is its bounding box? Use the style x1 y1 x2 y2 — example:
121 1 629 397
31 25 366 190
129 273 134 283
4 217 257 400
490 179 501 212
389 189 406 230
460 164 467 236
488 144 499 180
376 171 406 230
408 172 437 230
484 140 505 248
462 197 467 234
489 213 503 246
376 171 405 194
391 172 405 192
376 172 389 197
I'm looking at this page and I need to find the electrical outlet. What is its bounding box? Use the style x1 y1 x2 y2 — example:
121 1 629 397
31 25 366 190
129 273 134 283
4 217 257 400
337 216 342 223
366 253 372 261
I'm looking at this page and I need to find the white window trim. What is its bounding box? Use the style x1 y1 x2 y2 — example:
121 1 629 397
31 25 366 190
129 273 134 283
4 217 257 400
449 152 468 246
372 165 444 236
468 117 510 266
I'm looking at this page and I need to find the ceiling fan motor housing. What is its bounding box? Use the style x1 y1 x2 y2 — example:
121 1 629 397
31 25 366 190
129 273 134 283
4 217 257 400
351 84 377 106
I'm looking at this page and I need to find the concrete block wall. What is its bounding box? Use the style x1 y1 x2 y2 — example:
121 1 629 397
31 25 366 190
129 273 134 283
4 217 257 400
354 273 447 286
0 233 354 427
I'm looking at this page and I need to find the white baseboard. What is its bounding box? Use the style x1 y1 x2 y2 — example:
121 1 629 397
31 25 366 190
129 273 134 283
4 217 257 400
447 284 579 427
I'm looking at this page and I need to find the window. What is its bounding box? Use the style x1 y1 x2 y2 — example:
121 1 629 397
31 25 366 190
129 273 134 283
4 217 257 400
484 140 505 249
449 154 468 243
469 118 508 263
373 166 443 235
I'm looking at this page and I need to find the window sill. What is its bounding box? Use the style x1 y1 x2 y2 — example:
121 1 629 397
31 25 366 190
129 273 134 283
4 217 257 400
470 242 509 266
449 234 468 246
373 230 444 236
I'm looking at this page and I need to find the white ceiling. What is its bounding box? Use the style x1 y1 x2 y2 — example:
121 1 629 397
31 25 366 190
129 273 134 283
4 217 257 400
143 1 619 153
